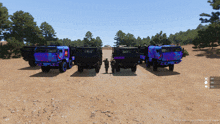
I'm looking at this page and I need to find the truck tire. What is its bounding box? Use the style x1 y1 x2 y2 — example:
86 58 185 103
169 64 174 71
41 66 50 73
131 66 137 72
95 65 100 73
78 66 83 73
153 61 157 71
116 66 120 72
146 59 150 68
29 60 36 67
59 61 67 73
67 60 72 69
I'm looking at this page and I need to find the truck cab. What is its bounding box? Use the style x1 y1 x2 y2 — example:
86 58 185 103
145 45 183 71
34 46 73 73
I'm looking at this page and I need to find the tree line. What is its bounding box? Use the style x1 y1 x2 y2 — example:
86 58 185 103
0 0 219 59
114 0 220 49
0 2 103 58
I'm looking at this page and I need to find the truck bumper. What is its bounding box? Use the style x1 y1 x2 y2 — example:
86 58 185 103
158 60 182 65
35 62 60 66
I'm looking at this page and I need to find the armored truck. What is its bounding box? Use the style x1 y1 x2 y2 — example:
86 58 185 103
145 45 183 71
34 45 74 73
20 46 37 67
74 47 102 73
112 46 139 72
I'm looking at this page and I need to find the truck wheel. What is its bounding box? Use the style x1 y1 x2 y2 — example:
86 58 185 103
95 65 100 73
169 64 174 71
59 61 67 73
116 67 120 72
29 60 36 67
131 66 137 72
146 59 150 68
153 61 157 71
41 66 50 73
67 60 72 69
78 66 83 73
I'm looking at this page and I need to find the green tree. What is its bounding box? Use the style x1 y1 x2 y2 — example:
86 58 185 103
114 30 126 46
193 0 220 49
84 31 93 46
124 33 136 46
136 36 142 46
0 3 10 41
85 31 93 41
40 21 57 43
94 36 103 47
4 10 40 44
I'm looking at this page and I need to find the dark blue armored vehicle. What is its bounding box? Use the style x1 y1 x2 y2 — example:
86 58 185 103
74 47 102 73
112 46 139 72
145 45 183 71
20 46 37 67
34 45 74 73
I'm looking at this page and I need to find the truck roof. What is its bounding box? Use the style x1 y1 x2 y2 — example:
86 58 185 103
114 47 138 49
36 46 69 49
149 45 180 49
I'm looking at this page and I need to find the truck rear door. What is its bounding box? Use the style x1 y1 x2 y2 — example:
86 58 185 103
161 47 182 61
34 48 58 62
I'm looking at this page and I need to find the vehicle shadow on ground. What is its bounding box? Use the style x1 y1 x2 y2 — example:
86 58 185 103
112 69 137 76
71 69 96 77
30 69 60 77
18 66 41 70
138 64 180 76
193 48 220 59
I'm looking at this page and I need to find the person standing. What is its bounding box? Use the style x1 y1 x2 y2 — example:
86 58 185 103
111 59 116 73
103 58 109 73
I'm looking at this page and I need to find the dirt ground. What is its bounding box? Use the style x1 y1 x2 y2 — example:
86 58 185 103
1 44 220 124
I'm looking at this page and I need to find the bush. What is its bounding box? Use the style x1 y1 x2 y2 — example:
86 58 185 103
0 37 24 59
182 48 189 57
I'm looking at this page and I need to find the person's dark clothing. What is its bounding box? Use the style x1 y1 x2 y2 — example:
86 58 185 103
111 59 116 73
103 59 109 73
105 68 108 73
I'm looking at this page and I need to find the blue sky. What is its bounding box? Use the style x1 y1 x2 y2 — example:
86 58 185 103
1 0 214 46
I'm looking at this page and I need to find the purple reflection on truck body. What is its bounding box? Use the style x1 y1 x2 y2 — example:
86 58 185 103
114 56 125 59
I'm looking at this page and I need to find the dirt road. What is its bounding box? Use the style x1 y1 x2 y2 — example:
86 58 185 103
1 45 220 124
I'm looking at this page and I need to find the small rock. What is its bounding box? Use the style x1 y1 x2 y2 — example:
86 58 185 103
107 114 111 117
43 108 47 113
133 119 139 122
90 112 95 118
51 98 54 100
33 100 38 102
93 122 97 124
33 103 36 105
11 110 15 113
3 116 7 119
